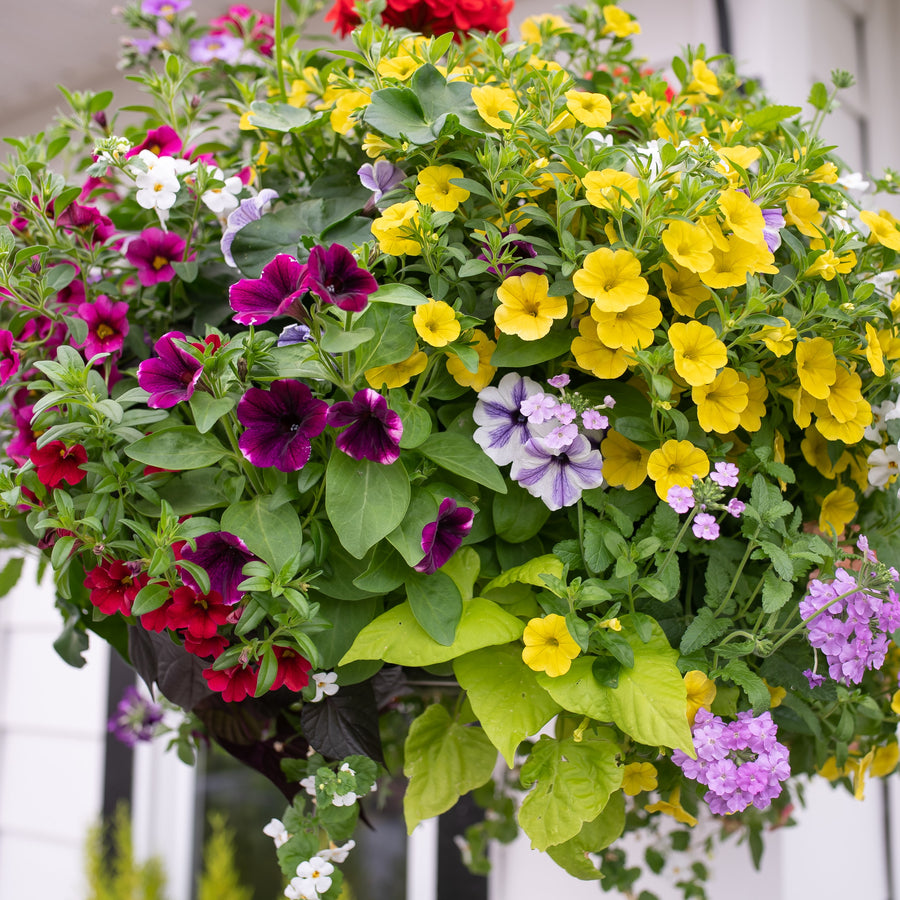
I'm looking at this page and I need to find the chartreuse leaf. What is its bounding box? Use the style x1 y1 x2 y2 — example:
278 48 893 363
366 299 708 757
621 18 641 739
441 546 480 601
454 644 561 766
483 554 564 593
405 570 463 646
325 454 410 558
538 616 693 753
340 597 523 666
220 496 302 572
403 704 497 832
417 432 507 493
517 734 622 851
125 427 229 470
546 791 625 880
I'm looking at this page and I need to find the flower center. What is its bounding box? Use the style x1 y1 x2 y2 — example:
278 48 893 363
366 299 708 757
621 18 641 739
96 324 115 339
152 255 169 270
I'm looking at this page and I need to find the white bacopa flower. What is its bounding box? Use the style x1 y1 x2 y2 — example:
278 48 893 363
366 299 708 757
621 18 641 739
331 790 358 807
201 167 244 215
284 879 318 900
310 672 339 702
318 839 355 864
299 774 317 797
865 400 898 441
837 171 871 194
295 856 334 893
262 817 291 848
867 445 900 487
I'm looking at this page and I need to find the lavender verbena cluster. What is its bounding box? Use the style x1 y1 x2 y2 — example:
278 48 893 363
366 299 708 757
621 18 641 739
108 685 164 747
672 708 790 814
666 461 745 542
800 566 900 686
473 372 609 510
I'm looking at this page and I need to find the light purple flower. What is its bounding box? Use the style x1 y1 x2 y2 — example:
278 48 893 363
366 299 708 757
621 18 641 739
301 244 378 313
108 685 163 747
141 0 191 16
237 379 328 471
803 668 825 689
220 188 279 267
692 512 720 540
189 33 246 64
710 461 739 488
510 433 604 510
520 392 558 424
544 423 578 450
137 331 204 408
856 534 877 563
414 498 474 574
581 409 607 430
726 498 745 518
667 485 695 514
358 160 406 205
180 531 258 605
473 372 546 466
126 227 187 286
0 330 20 385
762 207 785 252
229 253 307 325
554 403 576 425
547 374 570 388
326 389 403 465
277 324 311 347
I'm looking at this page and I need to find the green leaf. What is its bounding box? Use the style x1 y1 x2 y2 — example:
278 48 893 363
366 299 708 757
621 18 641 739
247 100 314 131
0 556 24 598
759 540 793 580
722 659 771 713
319 321 376 353
389 390 432 448
403 704 497 831
546 791 625 880
340 597 523 666
325 454 411 558
742 104 802 131
454 644 561 766
441 546 480 601
131 581 172 617
490 331 573 368
679 607 730 654
483 554 564 593
353 302 417 374
492 485 551 543
189 393 236 434
405 569 463 646
220 495 302 571
762 572 794 613
808 81 829 110
385 487 439 565
518 735 622 850
371 283 429 305
125 427 229 470
311 596 379 669
418 432 507 493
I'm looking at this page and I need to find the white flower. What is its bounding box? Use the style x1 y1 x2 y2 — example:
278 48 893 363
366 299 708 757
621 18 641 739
318 839 355 864
310 672 339 702
263 817 291 848
284 878 318 900
865 400 898 441
201 167 244 214
95 136 132 165
299 774 317 797
868 445 900 487
584 131 613 148
295 856 334 893
331 790 358 807
837 171 871 194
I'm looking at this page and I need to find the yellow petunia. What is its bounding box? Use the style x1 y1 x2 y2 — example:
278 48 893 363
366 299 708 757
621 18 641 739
810 161 839 184
571 316 631 378
865 322 886 376
698 234 777 289
800 426 850 479
495 273 567 341
719 188 765 243
662 220 714 274
365 348 428 389
415 164 469 212
371 200 422 256
628 90 656 118
753 317 796 357
573 248 648 312
818 485 858 536
784 187 824 237
795 337 837 399
860 209 900 252
601 4 640 37
715 145 761 179
622 762 658 796
413 299 460 347
564 90 612 128
591 294 661 350
738 374 767 432
445 329 496 391
329 89 371 135
826 364 863 423
583 169 639 211
684 670 716 725
692 368 749 433
686 59 720 96
522 614 581 678
520 13 570 44
471 85 519 130
661 262 710 317
814 397 872 444
600 430 651 490
377 55 421 81
647 439 710 500
668 321 727 386
805 248 856 281
871 743 899 778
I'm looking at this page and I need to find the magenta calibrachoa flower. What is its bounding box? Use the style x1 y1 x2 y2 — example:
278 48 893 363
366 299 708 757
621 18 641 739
414 498 475 574
76 295 130 359
326 388 403 464
180 531 258 605
137 331 204 408
229 253 307 325
0 330 20 385
237 379 327 472
125 227 188 285
302 243 379 313
126 124 183 159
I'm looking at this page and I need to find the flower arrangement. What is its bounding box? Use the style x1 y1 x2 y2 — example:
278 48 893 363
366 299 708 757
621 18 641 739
3 0 900 895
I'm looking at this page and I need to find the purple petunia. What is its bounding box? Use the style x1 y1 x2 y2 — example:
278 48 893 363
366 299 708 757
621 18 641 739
229 253 307 325
236 379 327 471
220 189 279 267
510 433 604 511
277 323 311 347
189 32 246 64
137 331 204 408
414 498 474 574
358 160 406 206
126 227 188 286
473 372 547 466
326 388 403 465
301 244 378 313
180 531 258 605
108 685 164 747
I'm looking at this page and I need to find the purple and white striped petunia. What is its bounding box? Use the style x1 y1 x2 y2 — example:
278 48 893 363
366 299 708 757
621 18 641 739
180 531 259 606
762 207 785 252
414 498 475 574
473 372 547 467
326 389 403 465
229 253 307 325
301 244 378 313
236 379 327 471
510 433 604 510
137 331 204 408
358 160 406 205
220 189 279 267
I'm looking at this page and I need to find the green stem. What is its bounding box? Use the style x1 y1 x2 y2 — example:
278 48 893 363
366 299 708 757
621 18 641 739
713 522 762 618
651 507 697 583
273 0 288 102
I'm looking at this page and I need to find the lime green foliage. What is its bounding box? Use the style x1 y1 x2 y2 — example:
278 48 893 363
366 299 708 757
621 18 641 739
197 814 252 900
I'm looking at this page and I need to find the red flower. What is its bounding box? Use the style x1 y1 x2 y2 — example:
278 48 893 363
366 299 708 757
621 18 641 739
165 585 231 638
30 440 88 487
203 662 259 702
272 645 312 692
183 632 230 658
326 0 510 38
140 594 174 632
84 559 145 616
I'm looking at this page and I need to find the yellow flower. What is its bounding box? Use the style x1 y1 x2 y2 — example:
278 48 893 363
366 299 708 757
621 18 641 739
692 368 749 433
628 90 656 118
522 614 581 677
805 248 856 280
591 294 661 350
892 690 900 716
852 749 876 801
362 132 393 158
698 235 777 288
600 430 651 489
413 299 460 347
865 322 886 376
601 4 641 38
738 374 767 432
622 762 658 796
753 317 797 357
668 321 727 386
647 439 710 500
520 13 570 44
684 670 716 725
661 262 710 317
795 337 837 399
645 788 698 827
818 486 858 536
495 273 567 341
715 145 761 178
870 743 899 777
810 161 839 184
826 364 863 423
765 681 787 708
572 316 631 378
574 248 648 312
686 59 720 96
583 169 639 211
377 55 421 81
662 220 714 274
718 189 765 243
371 201 421 256
365 348 428 389
860 209 900 251
415 164 469 212
446 329 496 391
784 187 824 237
471 85 518 130
800 426 850 479
564 90 612 128
814 397 872 444
329 89 371 135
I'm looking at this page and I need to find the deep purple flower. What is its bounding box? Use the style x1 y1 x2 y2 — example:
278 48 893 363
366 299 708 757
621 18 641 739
138 331 204 408
229 253 307 325
56 202 116 246
414 498 474 574
510 433 605 510
180 531 258 606
0 330 20 385
221 189 279 267
108 685 163 747
126 227 188 286
76 295 130 359
302 244 378 313
189 32 246 64
237 379 327 471
473 372 547 466
326 388 403 464
358 160 406 206
478 226 541 278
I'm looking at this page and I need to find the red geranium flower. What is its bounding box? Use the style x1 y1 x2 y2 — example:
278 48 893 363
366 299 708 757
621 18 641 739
30 440 88 487
84 559 145 616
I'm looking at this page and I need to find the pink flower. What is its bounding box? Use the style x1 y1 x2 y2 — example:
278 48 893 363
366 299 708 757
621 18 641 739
0 330 20 385
126 227 188 286
692 512 720 540
76 295 130 359
125 125 183 160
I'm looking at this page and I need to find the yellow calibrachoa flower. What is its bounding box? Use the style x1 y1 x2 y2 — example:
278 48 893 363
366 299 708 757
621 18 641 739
782 384 817 428
415 165 470 212
628 90 656 118
893 691 900 716
738 374 768 432
800 426 850 478
647 439 710 500
583 169 639 211
574 248 648 312
784 187 824 237
805 247 856 281
413 299 460 347
698 234 777 288
795 337 837 399
661 262 709 317
692 368 749 433
329 89 371 135
600 430 651 489
521 614 581 677
601 4 641 37
645 788 698 827
686 58 720 96
591 294 661 350
564 90 612 128
622 762 658 796
471 85 518 130
377 55 421 81
445 329 496 391
572 316 631 378
871 743 899 777
520 13 570 44
810 161 839 184
668 321 727 386
879 327 900 361
753 316 797 357
865 322 886 376
719 188 766 243
818 486 858 536
814 396 872 444
662 220 714 274
286 79 309 107
365 348 428 389
495 272 567 341
860 209 900 252
715 145 761 177
362 132 393 158
371 200 421 256
684 670 716 725
765 681 787 708
826 364 864 423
